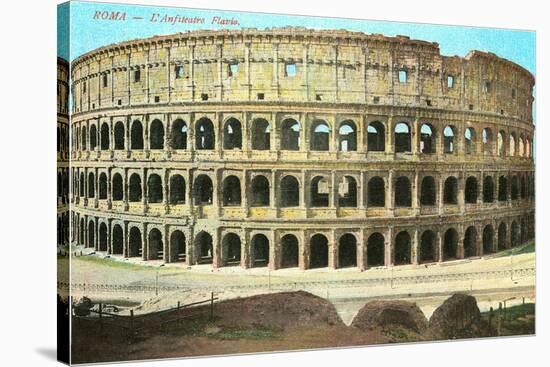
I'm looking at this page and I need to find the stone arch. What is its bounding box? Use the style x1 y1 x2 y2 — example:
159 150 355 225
464 127 476 154
465 176 478 204
100 123 110 150
367 121 385 152
511 221 520 247
129 173 142 202
114 121 125 150
99 222 108 252
443 176 458 205
112 224 124 255
281 234 299 268
169 174 186 204
221 233 240 266
147 174 163 203
394 231 411 265
280 175 300 207
149 119 164 150
221 175 241 206
498 222 507 250
251 175 270 206
309 233 329 269
464 226 478 258
519 134 525 157
148 228 163 260
194 175 213 205
170 119 188 150
338 120 357 152
89 124 97 150
367 232 385 267
128 226 142 257
509 133 517 156
87 172 95 198
281 118 301 150
112 173 123 201
483 224 494 254
394 122 411 153
338 175 358 207
420 230 436 263
338 233 357 268
131 120 144 149
497 130 505 157
511 175 519 200
367 176 385 207
81 125 87 150
170 230 186 263
521 175 527 199
195 117 215 150
498 175 508 202
223 117 242 149
310 120 330 151
251 118 270 150
443 125 456 153
79 218 85 245
443 228 458 261
87 220 95 248
195 231 213 264
420 176 436 206
420 123 435 154
310 175 329 207
482 128 493 155
251 234 270 267
395 176 411 207
483 176 495 203
79 171 85 197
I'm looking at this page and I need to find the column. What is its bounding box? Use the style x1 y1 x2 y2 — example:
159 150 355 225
385 226 393 267
142 224 148 260
412 228 419 265
328 231 337 270
436 229 443 263
386 170 394 216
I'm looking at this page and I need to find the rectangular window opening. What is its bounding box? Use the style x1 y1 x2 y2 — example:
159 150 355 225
285 63 297 77
398 70 407 83
373 96 380 104
201 93 209 101
316 94 323 101
102 74 108 88
134 69 141 83
512 88 516 99
484 81 492 93
426 99 432 106
175 65 184 79
447 75 454 88
469 104 474 111
257 93 264 100
154 96 160 103
228 63 239 77
117 99 122 106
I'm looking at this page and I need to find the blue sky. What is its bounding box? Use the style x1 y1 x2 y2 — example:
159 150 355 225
58 1 535 76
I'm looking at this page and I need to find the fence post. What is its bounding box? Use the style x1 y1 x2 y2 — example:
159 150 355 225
177 301 180 310
99 303 103 332
210 292 214 320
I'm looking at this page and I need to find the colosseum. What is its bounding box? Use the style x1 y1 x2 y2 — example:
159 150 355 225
58 57 70 247
69 27 535 271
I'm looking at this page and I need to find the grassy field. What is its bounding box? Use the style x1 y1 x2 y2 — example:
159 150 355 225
492 241 535 258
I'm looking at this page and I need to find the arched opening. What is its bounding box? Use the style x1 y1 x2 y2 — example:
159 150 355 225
443 126 456 153
148 228 163 260
112 225 123 255
338 234 357 268
394 231 411 265
195 118 215 150
521 176 527 199
195 231 213 264
464 128 475 154
310 176 329 207
169 175 186 204
79 218 85 246
100 123 109 150
465 177 478 204
88 221 95 248
280 175 300 207
498 223 507 250
170 230 186 262
129 174 142 202
79 172 85 197
420 176 436 206
81 126 87 150
131 120 144 149
443 176 458 205
509 133 516 156
511 221 520 247
338 176 357 207
497 131 505 157
251 175 270 207
519 135 525 157
443 228 458 261
367 177 385 207
99 173 107 200
223 118 242 149
222 175 241 206
367 121 385 152
251 234 270 267
147 174 163 203
149 120 164 150
521 218 527 243
194 175 213 205
309 234 329 269
89 125 97 150
482 128 493 155
281 118 300 150
251 119 270 150
420 123 435 154
511 175 519 200
367 232 385 267
394 122 411 153
310 120 330 151
88 172 95 198
114 121 125 150
483 176 495 203
498 176 508 202
281 234 299 268
338 121 357 152
464 226 477 258
112 173 123 201
170 119 187 150
483 225 494 254
420 230 436 263
222 233 240 266
395 176 411 207
129 227 142 257
99 223 108 252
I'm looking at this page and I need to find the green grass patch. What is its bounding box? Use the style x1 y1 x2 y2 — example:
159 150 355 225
210 326 281 340
492 241 535 258
74 255 150 271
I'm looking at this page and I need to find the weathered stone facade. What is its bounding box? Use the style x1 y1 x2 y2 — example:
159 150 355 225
68 28 535 270
58 57 70 246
